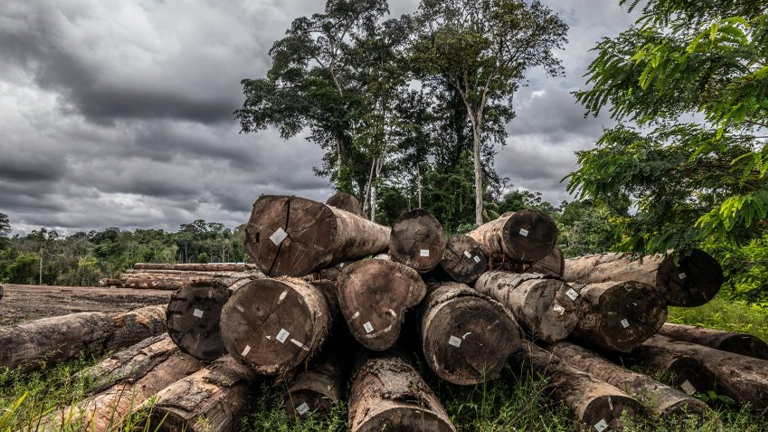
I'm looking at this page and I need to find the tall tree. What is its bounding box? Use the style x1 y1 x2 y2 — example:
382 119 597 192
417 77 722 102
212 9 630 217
0 213 10 248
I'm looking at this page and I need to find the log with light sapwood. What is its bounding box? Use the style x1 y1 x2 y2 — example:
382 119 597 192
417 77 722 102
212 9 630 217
548 342 709 420
0 305 166 372
511 341 644 431
245 195 390 277
563 249 723 307
220 278 337 375
98 278 123 287
468 209 558 265
439 234 487 283
389 209 446 272
419 282 522 385
621 344 720 396
134 263 258 272
643 334 768 410
474 271 581 343
118 275 202 291
337 258 426 351
657 322 768 361
326 191 365 218
285 350 347 419
573 281 667 353
348 351 456 432
166 280 232 361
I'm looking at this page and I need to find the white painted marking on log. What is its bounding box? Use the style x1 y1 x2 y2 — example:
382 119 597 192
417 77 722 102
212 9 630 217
553 304 565 315
339 263 345 268
464 250 472 259
566 288 579 301
462 332 472 339
679 272 687 280
420 249 430 257
290 339 309 351
363 321 374 334
594 419 608 432
621 319 630 328
236 305 245 313
276 328 290 343
193 309 204 318
608 396 613 411
270 228 288 246
350 311 360 320
681 380 696 395
473 255 482 263
387 309 397 318
278 290 288 303
241 345 251 357
297 402 310 416
448 336 462 348
519 228 529 237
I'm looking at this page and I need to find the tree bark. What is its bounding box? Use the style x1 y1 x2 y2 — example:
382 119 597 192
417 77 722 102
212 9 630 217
133 263 257 272
389 209 446 272
467 209 558 264
98 278 124 287
326 192 365 218
245 195 391 277
284 351 346 419
439 234 487 284
563 249 723 307
337 258 426 351
419 282 522 385
167 280 233 361
573 281 668 353
548 342 710 420
657 323 768 361
0 284 3 301
621 344 720 397
474 271 581 343
473 124 483 226
348 351 456 432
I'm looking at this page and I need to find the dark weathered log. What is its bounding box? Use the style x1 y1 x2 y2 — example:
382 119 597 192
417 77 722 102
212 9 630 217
573 281 668 353
657 322 768 360
389 209 446 272
548 342 709 420
419 282 522 385
511 341 644 431
467 209 558 264
563 249 723 307
245 195 390 277
285 350 346 419
349 351 456 432
134 263 258 272
220 278 337 375
0 284 3 301
531 245 565 277
337 259 426 351
326 191 365 218
0 305 166 372
439 234 487 283
643 334 768 410
474 271 581 343
621 345 720 396
166 280 231 361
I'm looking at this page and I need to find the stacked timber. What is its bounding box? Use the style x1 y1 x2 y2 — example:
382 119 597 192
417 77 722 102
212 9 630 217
104 267 264 291
657 322 768 360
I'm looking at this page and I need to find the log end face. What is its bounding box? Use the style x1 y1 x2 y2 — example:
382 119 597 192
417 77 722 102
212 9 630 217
167 281 231 361
501 209 558 263
439 234 487 284
661 249 724 307
582 395 644 432
719 335 768 361
285 388 334 419
355 407 455 432
389 209 446 272
326 192 365 218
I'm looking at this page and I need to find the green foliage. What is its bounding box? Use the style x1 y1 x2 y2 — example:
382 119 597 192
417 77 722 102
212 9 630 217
667 296 768 342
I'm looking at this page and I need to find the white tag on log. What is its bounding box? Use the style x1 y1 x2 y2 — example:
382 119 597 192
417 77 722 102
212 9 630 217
193 309 204 318
679 272 687 280
276 328 290 343
621 319 630 328
594 419 608 432
519 228 529 237
420 249 430 257
463 250 472 259
270 228 288 246
241 345 251 357
363 321 374 334
473 255 482 263
681 380 696 395
296 402 310 415
448 335 462 348
566 288 579 301
553 303 565 315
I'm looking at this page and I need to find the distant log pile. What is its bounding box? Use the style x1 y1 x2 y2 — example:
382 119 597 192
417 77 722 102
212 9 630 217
100 264 265 291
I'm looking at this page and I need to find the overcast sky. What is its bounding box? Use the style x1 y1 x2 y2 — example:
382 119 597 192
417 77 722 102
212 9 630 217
0 0 639 235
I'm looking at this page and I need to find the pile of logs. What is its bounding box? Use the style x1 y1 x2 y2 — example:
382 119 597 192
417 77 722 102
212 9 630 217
11 192 768 432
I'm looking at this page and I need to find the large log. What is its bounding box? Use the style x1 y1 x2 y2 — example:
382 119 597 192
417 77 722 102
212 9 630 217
389 209 446 272
326 191 365 218
285 350 346 419
563 249 723 307
531 245 565 277
657 322 768 360
621 344 720 396
348 351 456 432
474 271 581 343
548 342 709 420
0 305 166 372
0 284 3 301
337 259 426 351
220 278 337 375
419 282 522 385
439 234 487 284
467 209 558 264
134 263 258 272
511 341 644 431
166 280 232 361
573 281 667 353
245 195 390 277
118 276 200 291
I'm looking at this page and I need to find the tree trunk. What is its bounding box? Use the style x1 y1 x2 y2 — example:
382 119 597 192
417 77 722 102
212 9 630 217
337 259 426 351
467 209 558 264
133 263 257 272
657 323 768 360
511 341 644 431
220 278 337 375
245 195 391 277
573 281 668 353
285 351 346 419
0 305 166 372
439 234 487 284
389 209 446 272
348 351 456 432
416 161 422 208
563 249 723 307
621 344 720 396
548 342 710 420
326 192 365 218
472 124 483 226
419 282 522 385
474 271 581 343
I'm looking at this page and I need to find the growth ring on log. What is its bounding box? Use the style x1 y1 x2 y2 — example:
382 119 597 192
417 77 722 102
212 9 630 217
166 280 231 361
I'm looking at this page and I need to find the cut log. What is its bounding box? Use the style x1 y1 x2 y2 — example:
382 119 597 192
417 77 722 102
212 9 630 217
467 209 558 264
548 342 709 419
621 345 720 396
389 209 446 272
326 191 365 218
419 282 522 385
563 249 723 307
118 276 199 291
285 350 346 419
657 322 768 360
134 263 258 272
0 284 3 301
573 281 667 353
220 278 337 375
98 278 123 287
474 271 581 343
0 305 166 372
348 351 456 432
337 258 426 351
439 234 487 284
166 280 231 361
531 245 565 277
511 341 644 430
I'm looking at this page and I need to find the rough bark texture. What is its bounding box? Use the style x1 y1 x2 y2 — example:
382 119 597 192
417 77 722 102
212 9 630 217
220 278 337 375
245 195 390 277
348 351 456 432
419 282 522 385
118 276 202 291
657 323 768 360
511 341 644 430
389 209 446 272
548 342 709 420
134 263 257 272
474 271 581 343
285 351 346 419
620 345 720 396
467 209 558 264
439 234 487 284
166 280 232 361
0 305 167 372
337 259 427 351
573 281 668 353
0 284 3 301
563 249 723 307
326 192 365 218
98 278 124 287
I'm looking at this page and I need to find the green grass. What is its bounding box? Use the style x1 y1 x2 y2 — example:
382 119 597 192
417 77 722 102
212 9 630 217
667 296 768 341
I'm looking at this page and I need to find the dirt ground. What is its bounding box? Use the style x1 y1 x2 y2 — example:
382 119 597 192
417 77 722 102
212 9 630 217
0 284 172 326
